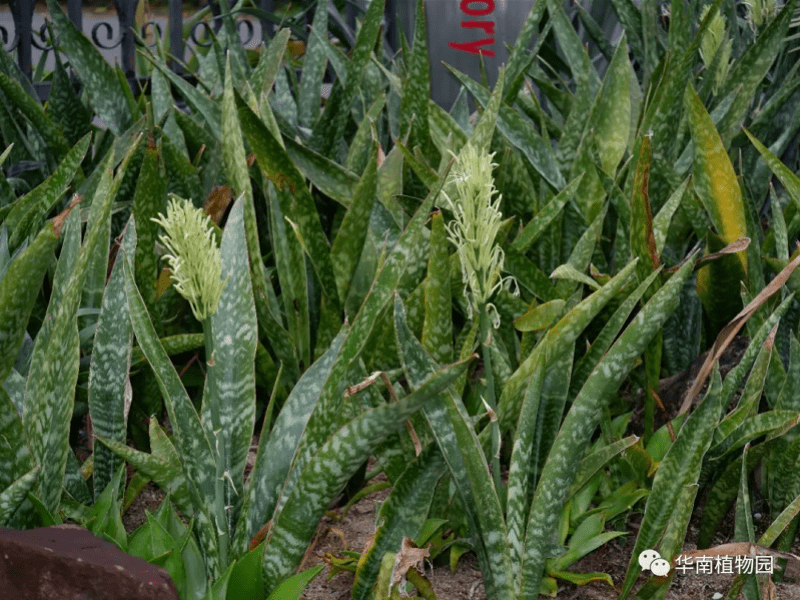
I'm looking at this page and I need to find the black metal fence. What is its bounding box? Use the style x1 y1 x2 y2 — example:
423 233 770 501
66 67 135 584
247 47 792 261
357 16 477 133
1 0 403 100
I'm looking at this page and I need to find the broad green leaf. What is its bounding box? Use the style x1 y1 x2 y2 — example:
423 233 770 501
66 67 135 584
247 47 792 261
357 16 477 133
123 256 221 577
422 211 452 364
351 445 447 600
237 96 341 310
520 256 695 599
46 0 132 136
266 565 324 600
394 295 514 600
331 148 378 303
260 354 474 591
89 215 134 499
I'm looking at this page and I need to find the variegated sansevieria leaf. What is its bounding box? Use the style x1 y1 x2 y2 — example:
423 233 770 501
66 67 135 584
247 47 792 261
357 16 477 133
685 85 747 262
686 84 749 335
123 255 222 578
260 353 474 592
518 254 696 599
89 216 135 500
46 0 132 137
200 195 257 530
393 295 514 600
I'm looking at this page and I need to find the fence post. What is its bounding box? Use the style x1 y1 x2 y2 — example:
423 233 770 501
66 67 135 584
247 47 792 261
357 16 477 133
67 0 83 30
168 0 183 72
260 0 274 39
10 0 35 78
117 0 136 76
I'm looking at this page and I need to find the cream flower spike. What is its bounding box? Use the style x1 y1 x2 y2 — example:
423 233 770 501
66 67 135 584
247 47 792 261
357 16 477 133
152 196 226 321
442 144 517 328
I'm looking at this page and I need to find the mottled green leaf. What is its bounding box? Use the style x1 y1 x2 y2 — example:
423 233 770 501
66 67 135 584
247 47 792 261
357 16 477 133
620 367 723 598
351 445 446 600
0 466 38 526
394 296 514 600
89 216 134 499
520 256 695 598
5 134 90 249
298 0 328 128
446 65 564 190
331 148 377 303
46 0 132 136
123 255 221 577
284 137 359 207
237 97 341 310
261 354 473 592
422 211 452 364
204 196 257 506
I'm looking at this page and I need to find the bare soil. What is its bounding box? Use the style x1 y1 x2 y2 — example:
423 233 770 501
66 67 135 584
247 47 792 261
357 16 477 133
117 335 800 599
120 466 800 600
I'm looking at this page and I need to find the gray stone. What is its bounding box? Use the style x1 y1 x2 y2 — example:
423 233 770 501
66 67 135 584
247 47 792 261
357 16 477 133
0 523 179 600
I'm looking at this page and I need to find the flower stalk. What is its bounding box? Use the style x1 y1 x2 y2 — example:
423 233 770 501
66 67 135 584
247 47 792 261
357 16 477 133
444 144 516 506
153 196 230 569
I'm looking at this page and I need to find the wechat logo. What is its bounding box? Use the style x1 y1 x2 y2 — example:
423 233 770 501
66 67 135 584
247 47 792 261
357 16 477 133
639 549 670 576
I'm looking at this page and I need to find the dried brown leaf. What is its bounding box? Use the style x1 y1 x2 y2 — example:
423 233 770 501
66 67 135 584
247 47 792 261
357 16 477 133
390 537 430 594
677 250 800 415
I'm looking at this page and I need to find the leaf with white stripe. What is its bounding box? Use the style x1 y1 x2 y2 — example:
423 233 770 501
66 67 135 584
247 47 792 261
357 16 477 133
89 217 135 499
201 197 257 514
260 354 474 592
123 256 221 576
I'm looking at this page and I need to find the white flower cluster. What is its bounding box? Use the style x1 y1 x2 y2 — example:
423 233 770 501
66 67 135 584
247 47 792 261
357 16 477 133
152 196 226 321
443 144 517 328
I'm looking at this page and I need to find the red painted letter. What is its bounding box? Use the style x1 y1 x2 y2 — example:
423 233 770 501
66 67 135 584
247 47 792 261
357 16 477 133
460 0 495 17
449 38 496 57
461 20 495 35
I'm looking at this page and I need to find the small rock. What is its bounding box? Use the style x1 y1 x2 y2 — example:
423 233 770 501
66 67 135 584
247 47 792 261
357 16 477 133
0 523 179 600
712 593 724 599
